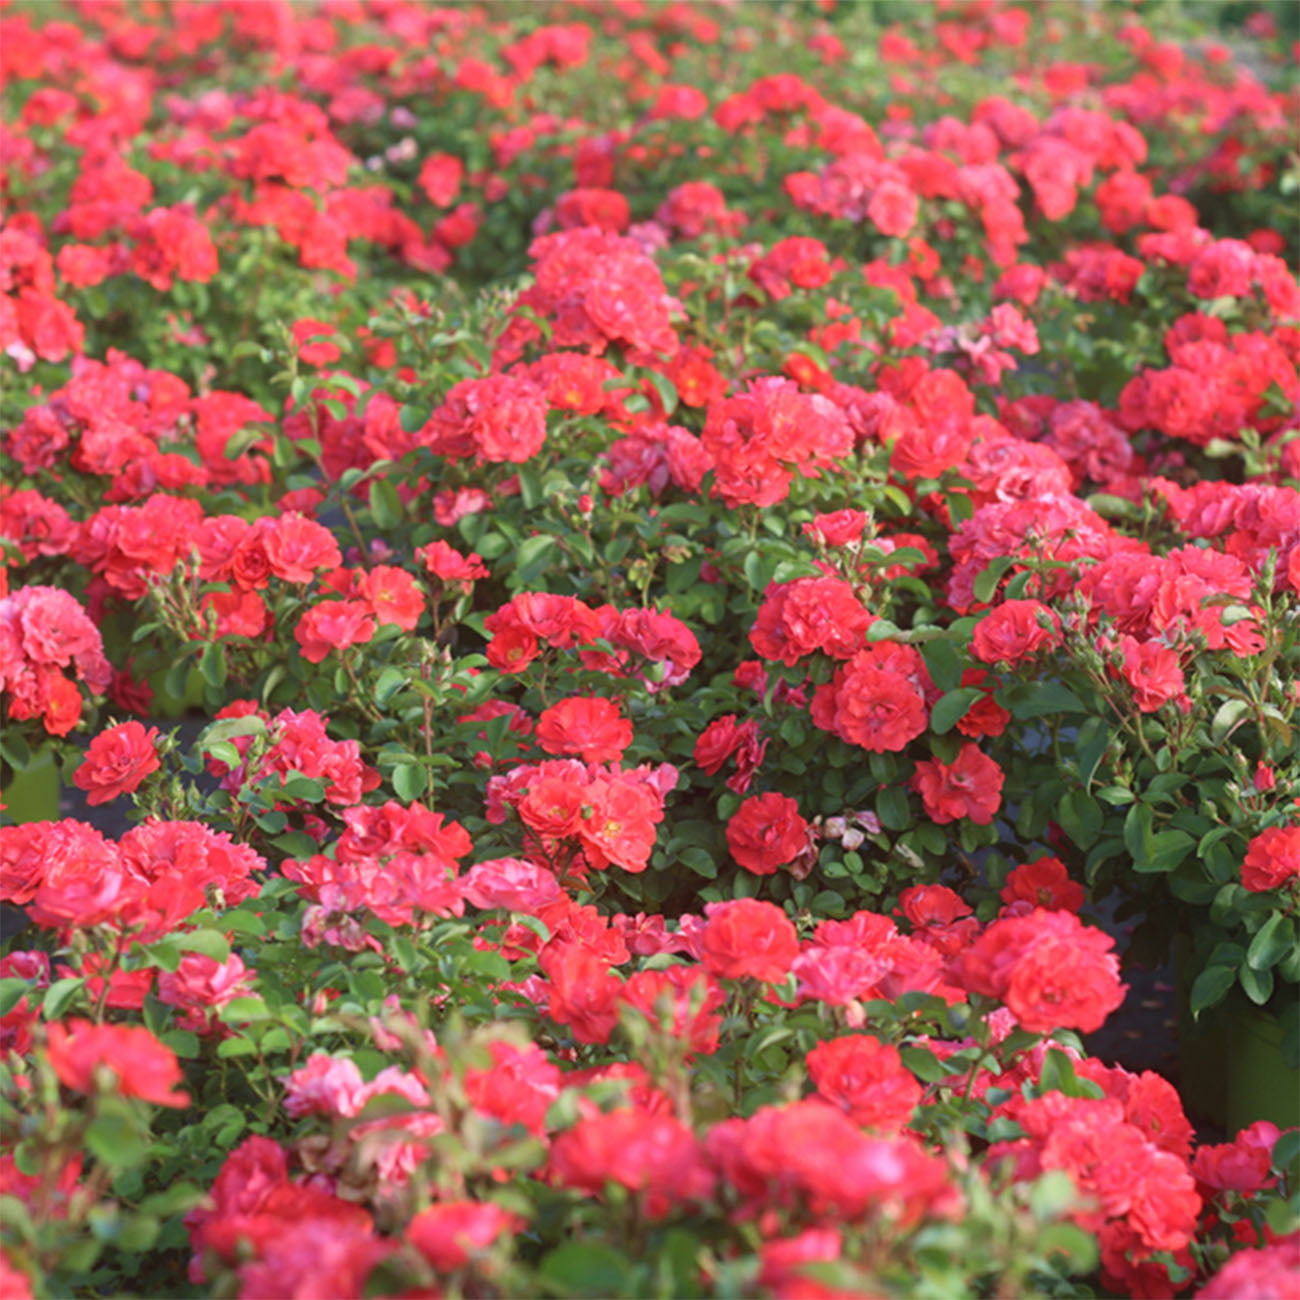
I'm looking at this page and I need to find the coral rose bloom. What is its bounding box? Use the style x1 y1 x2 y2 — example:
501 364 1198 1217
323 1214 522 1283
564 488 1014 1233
1241 825 1300 893
72 721 161 806
536 696 633 764
725 792 809 874
46 1019 190 1107
911 743 1004 825
701 899 800 983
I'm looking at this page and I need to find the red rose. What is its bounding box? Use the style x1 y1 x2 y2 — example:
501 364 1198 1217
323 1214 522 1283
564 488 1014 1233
725 792 810 875
358 566 425 631
695 715 746 774
541 943 621 1045
694 715 768 794
955 668 1011 739
867 179 917 238
1000 857 1085 913
576 778 661 873
72 721 161 806
517 778 585 839
418 153 464 208
958 909 1125 1034
289 319 342 367
42 672 84 737
407 1201 520 1272
1241 825 1300 893
485 624 541 674
536 697 632 765
294 600 376 664
1113 634 1186 712
46 1019 189 1107
264 513 342 584
199 589 268 640
619 966 725 1056
229 526 272 590
701 899 800 983
806 1035 922 1132
548 1109 712 1218
813 660 928 753
970 599 1059 667
804 510 870 546
898 884 972 927
911 742 1004 825
417 540 489 585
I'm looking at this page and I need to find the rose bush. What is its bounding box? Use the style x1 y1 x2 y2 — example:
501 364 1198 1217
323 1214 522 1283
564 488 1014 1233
2 1 1299 1296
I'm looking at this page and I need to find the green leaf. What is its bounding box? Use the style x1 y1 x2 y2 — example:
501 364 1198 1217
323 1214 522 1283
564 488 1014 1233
1189 965 1236 1016
199 642 227 689
277 775 326 802
778 715 807 746
0 979 30 1017
1266 1196 1300 1240
514 534 557 582
999 681 1087 719
1210 699 1253 746
1200 827 1240 884
1239 962 1274 1006
0 732 32 769
1038 1047 1104 1099
865 619 902 643
1029 1169 1080 1220
1056 789 1102 850
746 1025 794 1061
1084 492 1139 521
643 369 678 417
269 831 319 859
518 464 542 509
538 1241 632 1298
368 478 403 529
1247 913 1292 971
919 638 963 694
374 667 408 705
742 549 775 592
176 930 231 963
1123 802 1152 861
86 1100 149 1168
42 977 86 1020
220 997 271 1023
204 740 242 769
972 556 1014 604
139 939 182 972
899 1045 952 1084
138 1182 204 1217
216 1036 258 1058
1272 1128 1300 1176
1074 716 1109 788
1038 1221 1099 1273
399 404 430 434
1093 786 1132 808
392 763 428 802
876 785 911 832
161 1030 200 1059
929 688 983 736
679 846 717 878
1135 828 1194 874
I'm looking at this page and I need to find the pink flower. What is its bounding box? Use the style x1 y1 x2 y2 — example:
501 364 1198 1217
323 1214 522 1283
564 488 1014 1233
283 1053 367 1118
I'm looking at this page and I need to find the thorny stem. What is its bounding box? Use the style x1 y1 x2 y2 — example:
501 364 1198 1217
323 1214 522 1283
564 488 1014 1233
91 932 127 1025
341 651 383 723
337 493 371 561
